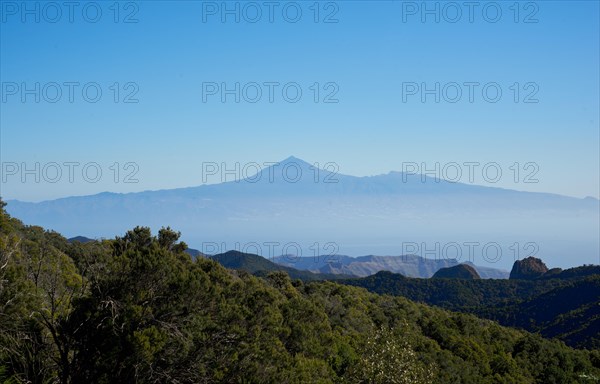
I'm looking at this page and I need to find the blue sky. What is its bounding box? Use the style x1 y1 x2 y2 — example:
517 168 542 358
1 0 599 201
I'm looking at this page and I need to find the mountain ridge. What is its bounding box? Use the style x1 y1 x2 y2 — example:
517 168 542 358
6 156 598 203
5 156 599 270
273 254 509 279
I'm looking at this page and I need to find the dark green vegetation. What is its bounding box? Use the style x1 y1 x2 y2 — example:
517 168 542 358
341 267 600 349
1 200 600 383
69 236 206 259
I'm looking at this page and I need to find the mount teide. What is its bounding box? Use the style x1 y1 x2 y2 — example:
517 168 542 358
6 157 599 270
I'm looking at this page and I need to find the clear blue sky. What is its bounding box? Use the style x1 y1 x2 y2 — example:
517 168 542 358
1 0 599 201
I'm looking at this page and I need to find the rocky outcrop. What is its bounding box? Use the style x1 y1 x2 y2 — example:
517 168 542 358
509 257 549 280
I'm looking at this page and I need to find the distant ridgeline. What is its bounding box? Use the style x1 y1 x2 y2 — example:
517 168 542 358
271 254 509 279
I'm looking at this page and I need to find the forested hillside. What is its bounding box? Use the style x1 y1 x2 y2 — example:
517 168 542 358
1 200 599 383
340 270 600 349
